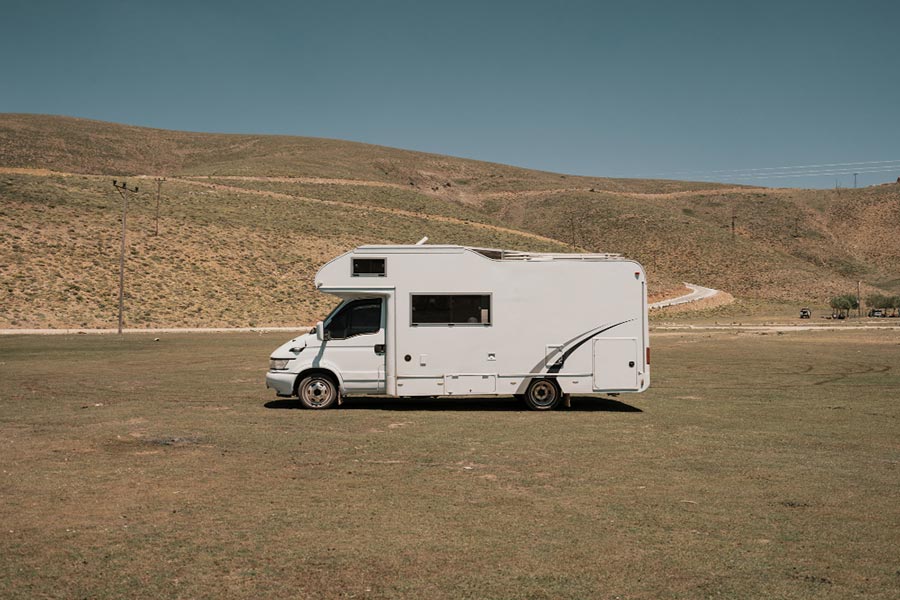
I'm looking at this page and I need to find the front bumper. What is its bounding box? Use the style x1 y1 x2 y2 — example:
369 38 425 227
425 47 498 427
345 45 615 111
266 371 297 397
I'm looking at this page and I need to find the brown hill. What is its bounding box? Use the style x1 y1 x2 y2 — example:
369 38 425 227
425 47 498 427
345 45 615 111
1 114 898 329
0 113 728 196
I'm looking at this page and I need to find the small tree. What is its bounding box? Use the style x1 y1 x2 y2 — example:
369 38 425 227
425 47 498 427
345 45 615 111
830 295 849 318
830 294 858 318
893 296 900 317
866 294 897 316
867 294 889 310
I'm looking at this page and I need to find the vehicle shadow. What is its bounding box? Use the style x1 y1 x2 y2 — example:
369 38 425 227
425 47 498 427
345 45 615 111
263 396 642 412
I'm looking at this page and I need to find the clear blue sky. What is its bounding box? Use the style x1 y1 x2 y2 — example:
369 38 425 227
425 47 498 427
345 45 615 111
2 0 899 188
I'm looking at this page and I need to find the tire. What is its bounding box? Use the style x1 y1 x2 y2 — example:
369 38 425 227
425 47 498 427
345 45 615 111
523 379 561 411
297 373 338 409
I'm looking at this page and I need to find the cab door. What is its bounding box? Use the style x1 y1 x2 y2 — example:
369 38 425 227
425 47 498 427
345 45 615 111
323 298 385 393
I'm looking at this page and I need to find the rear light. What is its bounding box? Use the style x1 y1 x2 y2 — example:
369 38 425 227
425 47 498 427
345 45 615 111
646 347 650 365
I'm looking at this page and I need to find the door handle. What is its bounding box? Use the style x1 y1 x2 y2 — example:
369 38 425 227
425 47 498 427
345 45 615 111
374 344 385 355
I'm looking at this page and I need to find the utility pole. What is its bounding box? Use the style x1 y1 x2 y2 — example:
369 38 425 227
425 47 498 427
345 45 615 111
858 280 862 318
854 173 858 188
154 177 165 236
112 179 139 335
731 206 736 240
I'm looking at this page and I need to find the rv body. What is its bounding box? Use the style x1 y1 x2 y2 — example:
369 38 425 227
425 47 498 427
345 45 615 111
266 245 649 409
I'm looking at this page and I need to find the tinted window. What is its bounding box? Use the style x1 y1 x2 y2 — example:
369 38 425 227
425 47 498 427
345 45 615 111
326 299 382 339
411 294 491 325
352 258 386 277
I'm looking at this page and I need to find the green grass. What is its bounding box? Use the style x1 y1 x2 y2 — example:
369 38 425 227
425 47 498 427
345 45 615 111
1 330 897 598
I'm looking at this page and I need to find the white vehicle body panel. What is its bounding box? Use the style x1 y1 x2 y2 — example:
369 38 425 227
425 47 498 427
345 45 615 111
266 245 649 399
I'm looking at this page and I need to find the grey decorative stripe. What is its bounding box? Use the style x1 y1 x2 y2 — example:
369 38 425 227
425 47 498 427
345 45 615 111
527 320 633 376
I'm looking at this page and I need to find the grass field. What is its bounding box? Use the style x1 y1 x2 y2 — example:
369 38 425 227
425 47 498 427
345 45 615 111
1 330 898 599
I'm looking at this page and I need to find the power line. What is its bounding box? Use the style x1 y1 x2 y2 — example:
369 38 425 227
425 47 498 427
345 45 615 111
648 158 900 178
718 166 900 180
719 165 900 181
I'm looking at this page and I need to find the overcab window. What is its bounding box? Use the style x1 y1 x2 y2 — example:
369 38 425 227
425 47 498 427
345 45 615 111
411 294 491 326
352 258 386 277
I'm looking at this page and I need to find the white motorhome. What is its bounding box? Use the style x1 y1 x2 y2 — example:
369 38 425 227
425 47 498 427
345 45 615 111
266 244 649 410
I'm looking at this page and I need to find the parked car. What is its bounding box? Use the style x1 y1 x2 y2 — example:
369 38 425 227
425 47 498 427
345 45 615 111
799 308 811 319
868 308 885 318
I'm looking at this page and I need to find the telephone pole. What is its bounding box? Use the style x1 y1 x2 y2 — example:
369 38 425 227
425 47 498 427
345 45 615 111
112 179 139 335
154 177 165 236
853 173 858 188
858 280 862 318
731 207 736 240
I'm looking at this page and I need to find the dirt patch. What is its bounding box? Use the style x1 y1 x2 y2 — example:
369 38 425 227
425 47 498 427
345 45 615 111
0 167 64 176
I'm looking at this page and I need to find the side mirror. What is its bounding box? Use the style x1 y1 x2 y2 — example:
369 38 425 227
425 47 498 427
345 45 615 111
315 321 324 341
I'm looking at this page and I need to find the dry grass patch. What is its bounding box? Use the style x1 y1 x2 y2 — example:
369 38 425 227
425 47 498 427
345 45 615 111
1 174 570 328
1 330 898 598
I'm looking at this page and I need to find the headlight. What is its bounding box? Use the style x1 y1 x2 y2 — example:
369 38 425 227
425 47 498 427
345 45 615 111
269 358 291 371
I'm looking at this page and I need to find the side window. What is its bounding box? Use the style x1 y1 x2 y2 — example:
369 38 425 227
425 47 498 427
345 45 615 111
411 294 491 326
352 258 386 277
326 299 382 339
348 302 381 336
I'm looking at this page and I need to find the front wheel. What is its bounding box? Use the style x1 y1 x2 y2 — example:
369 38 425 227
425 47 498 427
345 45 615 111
523 379 561 411
297 374 338 409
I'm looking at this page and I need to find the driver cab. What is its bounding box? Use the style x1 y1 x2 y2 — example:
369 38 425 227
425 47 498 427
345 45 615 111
319 297 385 393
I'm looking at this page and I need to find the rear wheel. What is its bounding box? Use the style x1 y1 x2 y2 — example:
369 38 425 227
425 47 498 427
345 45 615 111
523 379 561 411
297 374 338 409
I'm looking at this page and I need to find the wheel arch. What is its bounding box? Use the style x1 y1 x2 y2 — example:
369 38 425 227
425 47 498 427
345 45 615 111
523 377 562 410
292 367 343 396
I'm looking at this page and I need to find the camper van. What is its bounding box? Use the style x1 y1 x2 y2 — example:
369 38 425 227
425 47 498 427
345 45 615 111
266 244 650 410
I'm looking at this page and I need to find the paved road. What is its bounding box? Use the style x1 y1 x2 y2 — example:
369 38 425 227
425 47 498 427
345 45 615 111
650 283 719 310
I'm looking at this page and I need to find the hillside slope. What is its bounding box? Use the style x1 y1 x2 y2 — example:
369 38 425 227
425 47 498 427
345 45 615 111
2 114 899 329
484 185 900 302
0 113 729 197
0 173 570 328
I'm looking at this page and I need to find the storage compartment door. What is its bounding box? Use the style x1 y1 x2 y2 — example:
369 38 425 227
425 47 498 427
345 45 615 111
444 374 497 395
592 338 639 391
